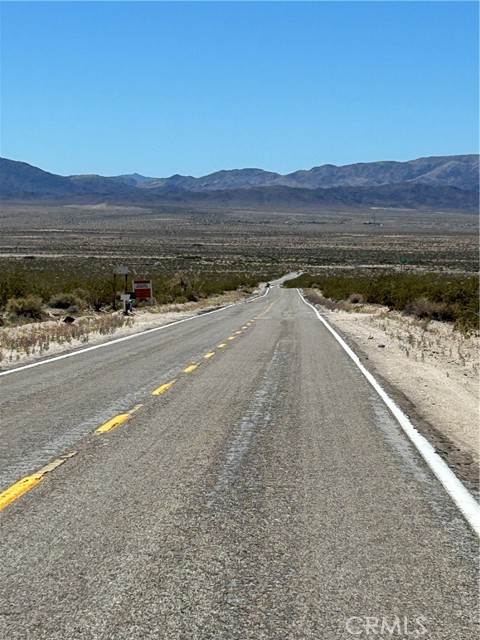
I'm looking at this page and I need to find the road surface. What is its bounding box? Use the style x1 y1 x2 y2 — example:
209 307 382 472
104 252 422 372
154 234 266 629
1 284 478 639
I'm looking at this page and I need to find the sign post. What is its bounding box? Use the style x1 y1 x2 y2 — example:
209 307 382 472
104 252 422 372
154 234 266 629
114 266 130 312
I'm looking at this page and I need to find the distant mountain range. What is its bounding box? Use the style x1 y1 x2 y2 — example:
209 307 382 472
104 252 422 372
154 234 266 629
0 155 478 210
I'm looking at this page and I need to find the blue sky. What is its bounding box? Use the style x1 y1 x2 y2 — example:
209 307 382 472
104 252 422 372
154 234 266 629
1 1 478 177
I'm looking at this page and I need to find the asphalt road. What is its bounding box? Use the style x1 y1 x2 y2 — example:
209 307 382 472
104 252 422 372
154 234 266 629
1 284 478 639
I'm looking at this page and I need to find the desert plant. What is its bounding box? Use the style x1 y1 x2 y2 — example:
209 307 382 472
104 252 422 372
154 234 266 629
0 313 135 362
348 293 364 304
286 272 479 333
404 297 455 322
6 295 44 319
48 292 86 310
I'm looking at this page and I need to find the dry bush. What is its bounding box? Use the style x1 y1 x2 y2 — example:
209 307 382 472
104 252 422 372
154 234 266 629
48 292 87 310
304 289 345 311
405 297 452 321
6 296 44 319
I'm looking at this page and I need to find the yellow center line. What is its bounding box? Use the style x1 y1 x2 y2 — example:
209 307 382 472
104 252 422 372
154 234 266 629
95 403 144 433
0 451 77 512
203 352 215 359
184 364 198 373
95 413 131 434
152 381 176 395
235 331 242 334
218 343 226 348
228 336 236 341
0 474 44 511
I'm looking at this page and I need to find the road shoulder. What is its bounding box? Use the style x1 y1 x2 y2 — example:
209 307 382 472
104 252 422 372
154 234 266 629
308 300 479 499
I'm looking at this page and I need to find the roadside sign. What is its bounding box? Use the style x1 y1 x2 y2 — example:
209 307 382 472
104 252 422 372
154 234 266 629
115 266 130 275
133 280 153 300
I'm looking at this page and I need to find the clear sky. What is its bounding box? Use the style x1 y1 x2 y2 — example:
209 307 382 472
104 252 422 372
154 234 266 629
0 1 478 178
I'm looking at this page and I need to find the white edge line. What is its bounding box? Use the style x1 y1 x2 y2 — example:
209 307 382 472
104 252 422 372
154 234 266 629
0 303 236 377
246 286 270 303
297 289 480 537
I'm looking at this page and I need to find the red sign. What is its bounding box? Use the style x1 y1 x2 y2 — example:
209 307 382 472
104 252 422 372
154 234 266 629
133 280 153 300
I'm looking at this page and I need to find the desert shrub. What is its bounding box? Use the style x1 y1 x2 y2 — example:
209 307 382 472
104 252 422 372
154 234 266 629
404 297 455 322
286 271 479 332
0 256 281 316
283 273 316 289
48 292 86 310
348 293 364 304
6 295 44 319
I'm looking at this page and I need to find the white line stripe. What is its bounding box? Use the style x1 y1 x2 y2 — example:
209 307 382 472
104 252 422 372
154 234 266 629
0 303 236 377
297 289 480 537
246 286 270 303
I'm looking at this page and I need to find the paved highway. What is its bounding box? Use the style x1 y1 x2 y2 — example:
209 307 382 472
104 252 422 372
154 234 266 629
1 284 478 639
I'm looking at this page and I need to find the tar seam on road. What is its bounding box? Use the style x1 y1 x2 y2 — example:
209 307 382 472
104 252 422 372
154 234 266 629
297 289 480 537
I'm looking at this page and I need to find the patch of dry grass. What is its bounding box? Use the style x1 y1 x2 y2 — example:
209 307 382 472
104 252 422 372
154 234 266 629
0 314 134 363
369 309 479 374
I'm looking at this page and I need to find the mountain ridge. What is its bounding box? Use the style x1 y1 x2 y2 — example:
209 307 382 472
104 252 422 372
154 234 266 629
1 155 478 211
109 155 478 192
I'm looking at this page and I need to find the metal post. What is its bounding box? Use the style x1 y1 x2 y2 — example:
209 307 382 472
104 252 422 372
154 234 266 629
114 266 130 312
